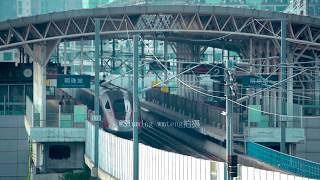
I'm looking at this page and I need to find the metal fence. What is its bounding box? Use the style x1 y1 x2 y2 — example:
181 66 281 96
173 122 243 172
246 141 320 179
85 121 316 180
97 127 220 180
85 121 221 180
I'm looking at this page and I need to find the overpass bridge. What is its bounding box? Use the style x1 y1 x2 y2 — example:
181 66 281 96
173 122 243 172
0 3 319 180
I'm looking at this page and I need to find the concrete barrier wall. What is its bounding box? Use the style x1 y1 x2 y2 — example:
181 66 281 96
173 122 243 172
85 120 95 161
239 165 315 180
0 115 28 180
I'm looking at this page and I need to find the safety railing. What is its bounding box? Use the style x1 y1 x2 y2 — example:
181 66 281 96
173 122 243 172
0 103 25 115
32 115 86 128
236 111 302 129
0 96 26 115
0 84 32 115
26 96 87 128
246 141 320 179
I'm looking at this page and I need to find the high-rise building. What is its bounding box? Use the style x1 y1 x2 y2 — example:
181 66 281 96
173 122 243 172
83 0 110 8
31 0 83 15
0 0 17 22
0 0 31 62
204 0 289 12
285 0 320 17
17 0 32 17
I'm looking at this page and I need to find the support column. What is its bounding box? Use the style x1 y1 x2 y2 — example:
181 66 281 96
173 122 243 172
264 41 270 114
176 43 194 98
248 38 254 105
280 20 287 153
193 45 201 101
164 38 168 84
212 48 215 63
24 39 60 128
315 53 320 115
80 38 84 74
287 47 294 127
112 39 116 72
255 43 262 106
271 48 278 127
91 19 101 179
63 40 67 74
249 38 254 73
141 38 145 98
33 44 47 127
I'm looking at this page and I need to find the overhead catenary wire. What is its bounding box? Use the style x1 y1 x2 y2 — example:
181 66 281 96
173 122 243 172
106 66 318 101
117 16 320 118
136 35 320 119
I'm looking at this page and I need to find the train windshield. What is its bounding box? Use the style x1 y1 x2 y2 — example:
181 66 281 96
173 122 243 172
113 99 126 119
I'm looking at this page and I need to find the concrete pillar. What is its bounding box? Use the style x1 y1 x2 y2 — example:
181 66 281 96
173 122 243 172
255 43 262 106
287 47 294 127
33 44 47 127
249 38 254 73
63 40 67 74
164 38 168 84
212 48 215 63
35 143 46 172
80 38 84 74
141 38 145 98
176 43 201 100
271 49 278 127
264 41 270 113
176 43 189 98
248 39 254 106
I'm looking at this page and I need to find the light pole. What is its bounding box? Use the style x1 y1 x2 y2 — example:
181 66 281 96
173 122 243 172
93 18 101 178
225 54 235 180
133 35 139 180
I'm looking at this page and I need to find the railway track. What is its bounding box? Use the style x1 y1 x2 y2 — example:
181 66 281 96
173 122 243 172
139 110 223 161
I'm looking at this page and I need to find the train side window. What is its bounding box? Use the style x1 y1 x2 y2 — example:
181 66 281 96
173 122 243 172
105 101 111 109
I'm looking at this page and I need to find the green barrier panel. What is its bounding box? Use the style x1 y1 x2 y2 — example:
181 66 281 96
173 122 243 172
74 105 87 123
258 115 269 128
60 114 72 128
246 141 320 179
248 105 261 123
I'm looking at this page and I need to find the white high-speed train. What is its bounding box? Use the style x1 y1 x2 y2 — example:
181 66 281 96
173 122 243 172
63 82 137 134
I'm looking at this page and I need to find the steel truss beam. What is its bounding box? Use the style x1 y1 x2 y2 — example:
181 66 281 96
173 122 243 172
0 6 319 53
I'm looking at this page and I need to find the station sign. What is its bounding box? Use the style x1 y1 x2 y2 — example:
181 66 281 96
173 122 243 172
236 75 278 87
57 75 91 88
